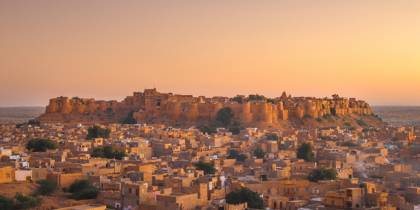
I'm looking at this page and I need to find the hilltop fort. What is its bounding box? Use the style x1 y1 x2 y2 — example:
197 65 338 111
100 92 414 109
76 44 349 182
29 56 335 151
38 88 374 127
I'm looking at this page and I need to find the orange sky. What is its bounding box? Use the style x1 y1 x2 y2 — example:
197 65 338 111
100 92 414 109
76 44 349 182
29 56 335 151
0 0 419 106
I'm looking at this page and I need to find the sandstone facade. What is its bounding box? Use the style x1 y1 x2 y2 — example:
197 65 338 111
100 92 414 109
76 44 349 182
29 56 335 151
38 89 373 126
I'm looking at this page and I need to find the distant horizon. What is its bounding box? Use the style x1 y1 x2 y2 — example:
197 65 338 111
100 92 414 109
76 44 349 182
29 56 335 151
0 89 419 107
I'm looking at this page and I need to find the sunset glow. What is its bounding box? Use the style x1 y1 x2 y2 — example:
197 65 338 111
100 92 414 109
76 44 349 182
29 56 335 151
1 0 419 106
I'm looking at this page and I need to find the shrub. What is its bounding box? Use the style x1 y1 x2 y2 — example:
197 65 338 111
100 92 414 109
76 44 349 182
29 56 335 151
194 161 216 175
226 187 264 209
356 119 369 127
71 188 99 200
198 124 217 134
215 107 234 128
120 112 136 124
308 168 337 182
265 133 279 141
36 180 57 195
86 125 110 139
26 138 57 152
228 121 242 135
14 193 41 209
341 141 357 147
91 146 126 160
68 180 99 200
303 114 312 119
232 96 244 104
330 108 337 116
297 143 315 162
227 150 247 162
0 196 14 210
68 180 90 193
266 98 275 104
248 94 266 101
253 147 266 159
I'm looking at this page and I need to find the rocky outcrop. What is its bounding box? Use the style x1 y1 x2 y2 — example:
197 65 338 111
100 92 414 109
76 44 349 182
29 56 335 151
38 89 374 126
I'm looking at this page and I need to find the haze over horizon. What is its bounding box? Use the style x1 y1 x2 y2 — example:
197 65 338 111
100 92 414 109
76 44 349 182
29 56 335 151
1 0 420 106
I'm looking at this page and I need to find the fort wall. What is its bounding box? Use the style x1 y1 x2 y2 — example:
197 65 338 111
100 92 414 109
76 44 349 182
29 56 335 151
39 89 373 126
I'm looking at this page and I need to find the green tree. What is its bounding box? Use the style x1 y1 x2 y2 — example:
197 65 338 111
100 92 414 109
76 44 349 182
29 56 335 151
232 96 244 104
266 98 276 104
194 161 216 175
35 180 57 195
248 94 266 101
198 124 217 134
68 180 99 200
226 187 264 209
253 147 266 159
121 112 137 124
0 194 41 210
68 180 90 193
14 193 41 210
71 187 99 200
265 133 279 141
330 108 337 116
0 196 14 210
86 125 111 140
297 143 315 162
228 121 242 135
26 138 57 152
356 119 369 127
91 146 125 160
308 167 337 182
228 150 247 162
215 107 234 127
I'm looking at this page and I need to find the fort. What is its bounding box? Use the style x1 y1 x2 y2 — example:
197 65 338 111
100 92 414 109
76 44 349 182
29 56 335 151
38 89 373 127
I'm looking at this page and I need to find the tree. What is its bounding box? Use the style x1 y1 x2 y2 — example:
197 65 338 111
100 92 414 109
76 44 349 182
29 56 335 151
215 107 234 128
86 125 110 139
35 180 57 195
0 196 14 210
253 147 266 159
232 96 244 104
91 146 126 160
121 112 137 124
248 94 266 101
194 161 216 175
71 187 99 200
68 180 90 193
0 194 41 210
14 193 41 210
226 187 264 209
198 124 217 134
308 167 337 182
228 121 242 135
68 180 99 200
228 150 247 162
265 133 279 141
26 138 57 152
297 143 315 162
330 108 337 116
356 119 369 127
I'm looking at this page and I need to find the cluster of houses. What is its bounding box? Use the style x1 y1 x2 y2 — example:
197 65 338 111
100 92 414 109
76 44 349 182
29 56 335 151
0 122 419 210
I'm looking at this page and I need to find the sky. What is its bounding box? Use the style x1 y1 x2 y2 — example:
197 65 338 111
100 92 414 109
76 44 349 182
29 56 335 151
0 0 420 106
